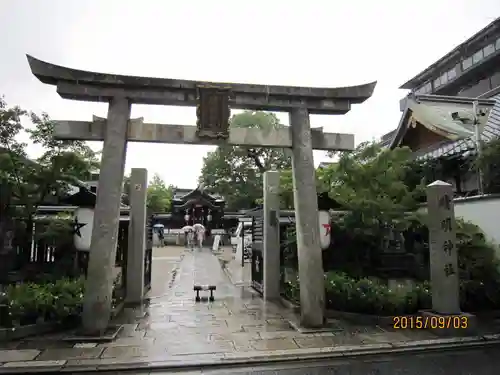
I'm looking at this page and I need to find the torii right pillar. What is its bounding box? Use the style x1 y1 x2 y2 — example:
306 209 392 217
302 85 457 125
290 108 325 328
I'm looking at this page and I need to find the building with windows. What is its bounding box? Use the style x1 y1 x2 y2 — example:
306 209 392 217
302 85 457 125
399 17 500 100
378 17 500 146
379 17 500 196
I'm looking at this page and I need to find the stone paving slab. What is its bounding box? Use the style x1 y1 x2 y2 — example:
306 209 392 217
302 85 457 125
2 333 500 372
2 360 66 371
3 337 499 373
35 347 104 361
0 350 40 362
3 247 500 372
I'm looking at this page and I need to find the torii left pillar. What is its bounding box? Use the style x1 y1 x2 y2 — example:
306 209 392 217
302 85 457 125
82 97 130 335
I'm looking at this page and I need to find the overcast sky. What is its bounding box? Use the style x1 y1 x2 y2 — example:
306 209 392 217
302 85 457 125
1 0 499 188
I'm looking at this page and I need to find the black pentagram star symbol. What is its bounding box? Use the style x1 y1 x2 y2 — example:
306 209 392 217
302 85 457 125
71 217 87 237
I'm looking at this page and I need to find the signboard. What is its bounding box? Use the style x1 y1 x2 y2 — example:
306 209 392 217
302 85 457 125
196 85 231 139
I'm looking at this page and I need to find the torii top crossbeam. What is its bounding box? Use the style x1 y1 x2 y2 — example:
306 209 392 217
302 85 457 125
26 55 376 115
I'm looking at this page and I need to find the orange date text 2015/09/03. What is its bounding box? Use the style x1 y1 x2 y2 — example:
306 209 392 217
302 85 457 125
393 316 468 329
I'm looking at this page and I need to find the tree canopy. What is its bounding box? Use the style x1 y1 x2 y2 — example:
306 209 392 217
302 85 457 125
0 97 99 220
122 173 174 212
314 142 427 238
198 111 291 211
318 142 426 233
146 174 174 212
0 96 100 256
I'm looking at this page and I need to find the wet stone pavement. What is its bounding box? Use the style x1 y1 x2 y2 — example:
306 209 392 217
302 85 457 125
0 246 498 372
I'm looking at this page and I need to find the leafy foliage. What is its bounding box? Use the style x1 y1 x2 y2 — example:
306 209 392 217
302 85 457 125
123 172 174 212
2 277 85 326
146 173 174 212
0 97 99 220
281 141 500 313
319 142 426 237
278 170 295 209
0 96 100 279
199 111 291 210
476 138 500 194
121 175 131 206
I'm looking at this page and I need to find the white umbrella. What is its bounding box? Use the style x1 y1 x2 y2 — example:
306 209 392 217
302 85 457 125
153 223 165 228
193 223 205 232
181 225 194 232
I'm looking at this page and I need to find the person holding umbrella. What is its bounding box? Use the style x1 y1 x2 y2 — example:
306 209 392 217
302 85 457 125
193 223 206 251
182 225 195 250
153 223 165 247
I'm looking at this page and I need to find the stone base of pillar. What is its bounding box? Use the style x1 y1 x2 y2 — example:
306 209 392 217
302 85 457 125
420 310 477 337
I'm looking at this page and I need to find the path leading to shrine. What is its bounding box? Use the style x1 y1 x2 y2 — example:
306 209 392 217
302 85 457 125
2 246 500 373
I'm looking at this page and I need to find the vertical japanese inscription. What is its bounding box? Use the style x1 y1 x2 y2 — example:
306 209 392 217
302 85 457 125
426 180 461 314
438 192 455 277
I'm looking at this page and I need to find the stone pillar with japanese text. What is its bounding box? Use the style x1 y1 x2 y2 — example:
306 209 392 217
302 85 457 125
263 170 281 301
426 181 460 314
126 168 148 305
424 180 476 335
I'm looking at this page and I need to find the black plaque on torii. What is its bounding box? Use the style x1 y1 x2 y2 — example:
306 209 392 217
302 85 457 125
196 85 231 139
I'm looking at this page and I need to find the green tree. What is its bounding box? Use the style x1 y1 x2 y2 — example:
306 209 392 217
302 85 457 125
198 111 291 210
122 174 131 206
0 96 99 273
320 142 425 236
476 137 500 194
146 173 174 212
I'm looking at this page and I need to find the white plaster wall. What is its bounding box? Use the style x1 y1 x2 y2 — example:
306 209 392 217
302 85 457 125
419 195 500 245
454 196 500 245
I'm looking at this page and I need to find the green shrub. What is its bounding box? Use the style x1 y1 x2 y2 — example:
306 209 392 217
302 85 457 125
283 270 500 316
322 272 431 315
1 270 126 328
2 277 85 327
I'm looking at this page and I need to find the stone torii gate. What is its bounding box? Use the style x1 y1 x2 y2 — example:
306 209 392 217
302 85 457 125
26 55 376 333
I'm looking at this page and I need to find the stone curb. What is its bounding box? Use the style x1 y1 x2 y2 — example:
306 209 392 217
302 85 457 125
1 335 500 373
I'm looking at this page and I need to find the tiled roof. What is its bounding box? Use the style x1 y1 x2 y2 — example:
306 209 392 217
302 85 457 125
172 186 224 202
415 95 500 160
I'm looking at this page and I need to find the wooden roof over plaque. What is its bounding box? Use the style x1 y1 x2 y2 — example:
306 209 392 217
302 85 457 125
171 185 225 211
26 55 377 114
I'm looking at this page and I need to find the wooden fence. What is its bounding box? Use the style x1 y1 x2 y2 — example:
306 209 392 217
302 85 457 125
1 218 129 298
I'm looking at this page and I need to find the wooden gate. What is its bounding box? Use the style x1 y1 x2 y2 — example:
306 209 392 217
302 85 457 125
144 210 153 292
251 213 264 295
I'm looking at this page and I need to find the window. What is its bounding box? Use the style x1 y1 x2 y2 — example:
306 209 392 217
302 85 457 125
462 56 473 70
415 86 426 95
415 81 432 95
472 49 484 64
447 67 457 80
496 37 500 50
440 72 448 85
484 43 495 57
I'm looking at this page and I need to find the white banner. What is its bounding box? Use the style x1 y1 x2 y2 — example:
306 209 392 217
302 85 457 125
74 208 93 251
318 210 331 250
